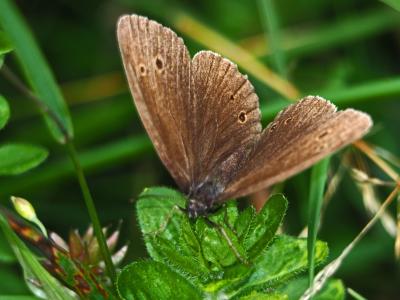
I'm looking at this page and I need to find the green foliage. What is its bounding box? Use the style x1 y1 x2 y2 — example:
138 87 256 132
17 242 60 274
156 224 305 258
0 0 73 143
279 276 345 300
0 95 10 130
0 95 48 176
381 0 400 11
118 187 336 299
0 30 13 68
0 0 398 298
0 144 48 176
117 261 203 300
0 297 38 300
0 230 14 263
0 214 74 300
0 30 13 55
307 157 330 286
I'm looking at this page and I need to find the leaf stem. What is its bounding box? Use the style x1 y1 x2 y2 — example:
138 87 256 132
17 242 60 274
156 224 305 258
65 141 116 282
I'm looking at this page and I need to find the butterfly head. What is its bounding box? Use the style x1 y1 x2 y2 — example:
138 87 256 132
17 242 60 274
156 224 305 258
187 180 224 218
187 198 210 219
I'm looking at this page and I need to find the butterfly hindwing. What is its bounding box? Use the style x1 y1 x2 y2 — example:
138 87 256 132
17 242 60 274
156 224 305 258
222 96 372 200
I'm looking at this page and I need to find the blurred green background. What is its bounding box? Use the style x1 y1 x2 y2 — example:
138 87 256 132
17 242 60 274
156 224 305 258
0 0 399 299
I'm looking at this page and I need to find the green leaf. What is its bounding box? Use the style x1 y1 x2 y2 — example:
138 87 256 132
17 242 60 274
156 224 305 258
235 205 256 241
0 95 10 130
244 194 288 259
136 187 186 260
0 144 48 175
117 261 203 300
0 0 73 143
279 276 345 300
0 214 75 300
307 158 330 287
152 235 210 279
381 0 400 11
235 235 329 296
0 30 13 55
195 217 246 268
239 291 288 300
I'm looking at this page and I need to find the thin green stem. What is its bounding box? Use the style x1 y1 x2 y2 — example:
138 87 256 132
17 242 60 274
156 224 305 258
66 141 116 282
307 157 330 290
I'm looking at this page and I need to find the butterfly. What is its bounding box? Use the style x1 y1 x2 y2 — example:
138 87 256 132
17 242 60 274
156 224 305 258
116 14 372 218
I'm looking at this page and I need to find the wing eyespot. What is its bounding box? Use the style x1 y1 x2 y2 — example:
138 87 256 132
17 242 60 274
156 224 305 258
155 56 164 71
238 111 247 124
138 64 147 76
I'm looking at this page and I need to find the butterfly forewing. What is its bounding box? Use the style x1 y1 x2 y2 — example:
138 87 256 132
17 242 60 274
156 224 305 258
222 97 372 200
117 15 194 191
191 51 262 188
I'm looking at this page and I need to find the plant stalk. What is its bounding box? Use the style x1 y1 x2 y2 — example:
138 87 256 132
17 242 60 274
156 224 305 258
66 141 116 282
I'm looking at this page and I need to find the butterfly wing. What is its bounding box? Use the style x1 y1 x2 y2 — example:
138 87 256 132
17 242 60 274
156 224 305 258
221 96 372 200
117 15 194 190
190 51 262 191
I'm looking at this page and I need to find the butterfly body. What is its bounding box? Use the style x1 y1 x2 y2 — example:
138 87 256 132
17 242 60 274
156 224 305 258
117 14 372 217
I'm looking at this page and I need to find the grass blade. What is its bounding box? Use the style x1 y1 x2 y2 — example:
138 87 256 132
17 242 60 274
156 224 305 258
0 0 73 143
257 0 286 78
347 288 368 300
307 157 330 288
381 0 400 11
301 186 399 300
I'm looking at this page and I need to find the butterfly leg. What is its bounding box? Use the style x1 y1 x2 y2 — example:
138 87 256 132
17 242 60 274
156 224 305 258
144 205 183 236
204 217 249 265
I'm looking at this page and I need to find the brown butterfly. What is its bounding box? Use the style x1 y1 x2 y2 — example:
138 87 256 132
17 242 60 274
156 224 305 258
116 14 372 218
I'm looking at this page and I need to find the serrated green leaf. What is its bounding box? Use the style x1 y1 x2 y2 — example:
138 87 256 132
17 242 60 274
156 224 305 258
0 214 74 300
235 205 256 241
239 291 288 300
117 261 203 300
203 263 254 296
0 0 73 143
236 235 329 296
153 235 210 279
0 30 13 55
196 217 246 267
0 95 10 130
136 187 186 260
0 144 48 175
279 276 345 300
245 194 288 258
